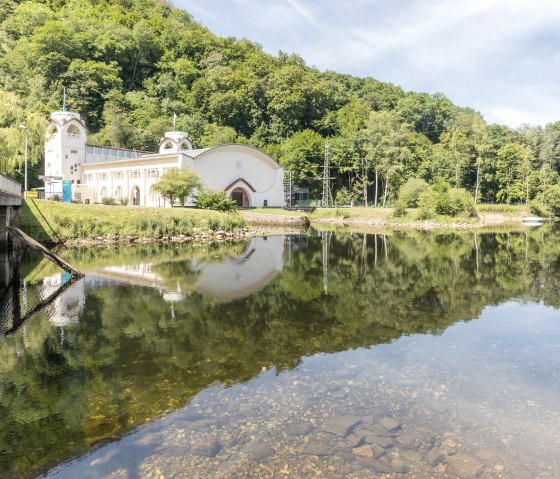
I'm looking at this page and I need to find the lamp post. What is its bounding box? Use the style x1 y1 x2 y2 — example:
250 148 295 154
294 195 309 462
19 125 28 194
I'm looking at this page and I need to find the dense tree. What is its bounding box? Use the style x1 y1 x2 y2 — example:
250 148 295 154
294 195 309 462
0 0 558 201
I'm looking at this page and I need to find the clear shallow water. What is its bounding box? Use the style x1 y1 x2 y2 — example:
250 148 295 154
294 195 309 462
1 229 560 478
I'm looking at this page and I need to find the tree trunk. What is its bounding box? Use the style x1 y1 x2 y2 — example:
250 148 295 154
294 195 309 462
474 162 480 204
382 172 389 207
374 169 378 207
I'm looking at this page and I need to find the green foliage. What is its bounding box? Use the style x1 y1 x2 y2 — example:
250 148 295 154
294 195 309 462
418 182 477 218
0 0 558 204
195 188 237 212
101 196 117 205
391 200 408 217
543 184 560 217
495 142 534 204
279 129 324 190
398 177 429 207
335 186 354 206
528 198 551 218
151 168 201 207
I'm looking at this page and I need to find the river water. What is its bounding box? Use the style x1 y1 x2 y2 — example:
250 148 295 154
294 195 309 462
1 228 559 478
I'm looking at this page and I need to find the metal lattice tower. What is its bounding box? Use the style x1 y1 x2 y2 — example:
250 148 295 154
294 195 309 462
322 141 332 207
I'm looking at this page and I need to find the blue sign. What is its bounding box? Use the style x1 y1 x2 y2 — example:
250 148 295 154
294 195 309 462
62 180 72 203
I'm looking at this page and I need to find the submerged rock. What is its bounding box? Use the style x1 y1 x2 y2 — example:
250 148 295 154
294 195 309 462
447 454 483 479
191 438 222 457
323 415 362 438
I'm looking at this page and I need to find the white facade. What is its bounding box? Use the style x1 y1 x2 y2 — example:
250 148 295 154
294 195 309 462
44 112 87 196
44 111 285 207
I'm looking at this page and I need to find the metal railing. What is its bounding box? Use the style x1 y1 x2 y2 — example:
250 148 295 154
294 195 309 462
0 174 22 197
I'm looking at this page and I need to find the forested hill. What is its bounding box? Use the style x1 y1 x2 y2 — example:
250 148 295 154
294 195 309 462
1 0 559 204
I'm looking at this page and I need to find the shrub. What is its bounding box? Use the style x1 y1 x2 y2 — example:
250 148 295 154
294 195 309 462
543 184 560 216
448 188 477 218
398 178 429 207
528 198 551 217
118 198 128 206
101 196 117 205
195 189 237 212
336 186 354 206
417 184 477 219
391 199 408 217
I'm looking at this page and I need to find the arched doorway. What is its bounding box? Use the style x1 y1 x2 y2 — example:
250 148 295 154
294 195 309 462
131 186 141 206
230 187 250 207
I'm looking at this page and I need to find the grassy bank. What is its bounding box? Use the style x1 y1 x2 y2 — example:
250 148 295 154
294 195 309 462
17 200 247 244
242 204 531 229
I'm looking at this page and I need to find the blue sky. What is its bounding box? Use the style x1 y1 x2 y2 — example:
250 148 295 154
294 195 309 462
176 0 560 128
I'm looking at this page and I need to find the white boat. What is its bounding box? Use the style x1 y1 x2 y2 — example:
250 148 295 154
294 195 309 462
523 216 545 226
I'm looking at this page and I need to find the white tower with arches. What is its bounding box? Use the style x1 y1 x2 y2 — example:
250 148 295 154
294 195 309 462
159 131 193 153
44 111 87 197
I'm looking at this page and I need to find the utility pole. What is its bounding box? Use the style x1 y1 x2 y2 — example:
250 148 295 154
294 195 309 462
19 125 28 194
322 141 332 207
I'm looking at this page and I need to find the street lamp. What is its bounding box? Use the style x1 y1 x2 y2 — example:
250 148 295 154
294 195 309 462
19 125 28 194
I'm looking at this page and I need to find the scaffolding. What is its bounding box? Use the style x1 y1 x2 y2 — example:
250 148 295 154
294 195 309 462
321 141 333 207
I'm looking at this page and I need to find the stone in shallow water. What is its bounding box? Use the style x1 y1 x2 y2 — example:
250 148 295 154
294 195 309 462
248 444 275 461
398 449 422 463
299 443 334 456
352 444 375 458
286 423 314 436
447 454 483 479
356 457 393 473
378 417 402 432
369 436 394 449
191 439 222 457
425 448 446 467
323 415 362 438
389 460 411 474
360 423 398 437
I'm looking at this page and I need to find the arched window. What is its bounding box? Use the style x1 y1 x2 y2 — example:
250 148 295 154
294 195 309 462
179 140 192 151
162 141 174 150
46 124 58 138
115 186 122 199
100 186 107 201
67 124 81 137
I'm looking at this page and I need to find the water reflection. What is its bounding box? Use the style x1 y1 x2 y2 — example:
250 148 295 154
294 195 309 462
0 228 559 478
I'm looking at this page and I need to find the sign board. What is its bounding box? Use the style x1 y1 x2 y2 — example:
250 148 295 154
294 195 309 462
62 180 72 203
39 175 63 181
25 191 39 199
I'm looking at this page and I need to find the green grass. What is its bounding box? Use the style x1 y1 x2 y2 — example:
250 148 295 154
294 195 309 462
476 204 529 216
18 200 247 244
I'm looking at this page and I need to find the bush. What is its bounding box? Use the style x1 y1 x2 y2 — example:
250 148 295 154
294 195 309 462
336 187 354 206
528 198 551 217
195 189 237 212
391 199 408 217
118 198 128 206
418 184 477 219
543 185 560 216
101 196 117 205
398 178 429 207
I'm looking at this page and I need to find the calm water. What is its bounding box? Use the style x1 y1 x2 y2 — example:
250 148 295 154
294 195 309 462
1 229 560 478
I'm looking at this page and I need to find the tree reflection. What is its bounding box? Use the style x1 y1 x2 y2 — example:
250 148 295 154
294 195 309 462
1 227 560 477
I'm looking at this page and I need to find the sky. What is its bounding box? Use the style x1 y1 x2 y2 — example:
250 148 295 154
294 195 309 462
175 0 560 128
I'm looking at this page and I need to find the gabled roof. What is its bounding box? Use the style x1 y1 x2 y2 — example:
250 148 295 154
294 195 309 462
224 178 257 192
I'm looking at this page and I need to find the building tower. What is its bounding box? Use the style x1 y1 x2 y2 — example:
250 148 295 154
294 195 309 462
44 111 87 198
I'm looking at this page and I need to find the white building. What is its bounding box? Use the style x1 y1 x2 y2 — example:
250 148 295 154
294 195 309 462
44 111 285 207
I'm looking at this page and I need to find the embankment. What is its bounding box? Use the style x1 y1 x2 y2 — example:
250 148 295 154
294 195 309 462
17 200 256 246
